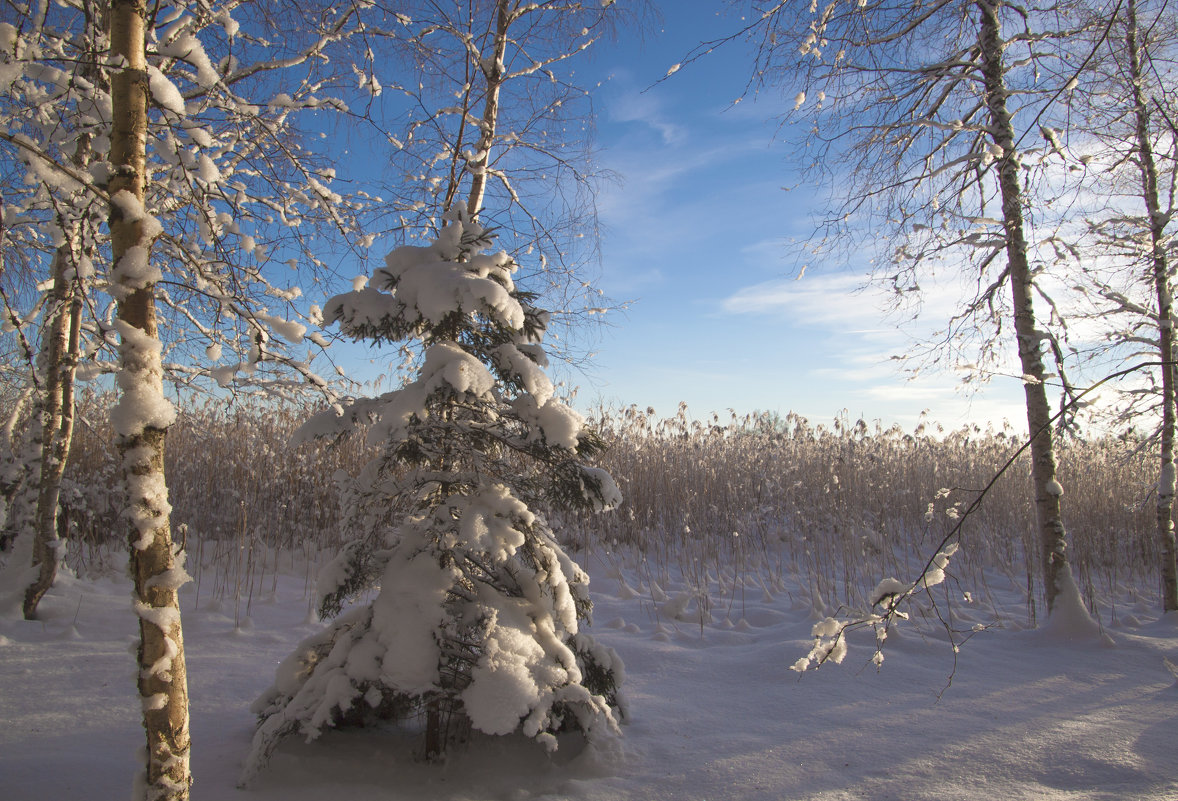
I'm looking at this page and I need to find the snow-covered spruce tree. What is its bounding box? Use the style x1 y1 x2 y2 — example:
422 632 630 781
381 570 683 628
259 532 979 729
241 210 624 782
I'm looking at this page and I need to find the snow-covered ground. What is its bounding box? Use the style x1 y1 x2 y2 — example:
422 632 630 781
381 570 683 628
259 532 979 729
2 549 1176 800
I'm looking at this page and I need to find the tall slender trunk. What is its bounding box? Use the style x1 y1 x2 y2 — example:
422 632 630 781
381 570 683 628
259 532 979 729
22 245 83 618
465 0 511 216
1125 0 1178 612
110 1 192 797
18 1 100 618
977 0 1071 614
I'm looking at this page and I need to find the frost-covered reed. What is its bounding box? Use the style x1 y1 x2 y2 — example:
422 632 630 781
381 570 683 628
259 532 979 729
57 395 1158 624
586 405 1159 624
61 393 370 617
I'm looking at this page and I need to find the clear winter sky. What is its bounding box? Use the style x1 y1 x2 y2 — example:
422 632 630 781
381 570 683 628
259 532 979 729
573 3 1030 431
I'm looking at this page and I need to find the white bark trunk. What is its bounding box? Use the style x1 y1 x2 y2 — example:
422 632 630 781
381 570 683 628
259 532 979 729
21 0 100 620
465 0 511 217
109 1 192 797
22 246 82 618
977 0 1071 615
1125 0 1178 612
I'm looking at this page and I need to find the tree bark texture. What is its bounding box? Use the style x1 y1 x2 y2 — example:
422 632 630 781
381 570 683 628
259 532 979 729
977 0 1070 614
20 3 102 619
1125 0 1178 612
22 246 83 618
22 11 98 615
110 0 192 797
465 0 511 216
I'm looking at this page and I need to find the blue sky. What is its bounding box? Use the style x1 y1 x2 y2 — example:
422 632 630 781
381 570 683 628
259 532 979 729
571 5 1030 431
320 3 1034 432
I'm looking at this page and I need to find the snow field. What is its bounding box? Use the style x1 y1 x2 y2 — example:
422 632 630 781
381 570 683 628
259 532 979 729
1 541 1176 800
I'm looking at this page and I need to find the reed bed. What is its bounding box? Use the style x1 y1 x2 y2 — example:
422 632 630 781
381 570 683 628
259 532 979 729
52 395 1160 625
575 405 1157 625
61 392 371 619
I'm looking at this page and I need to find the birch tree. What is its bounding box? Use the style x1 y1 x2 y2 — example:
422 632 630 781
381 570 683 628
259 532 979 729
1122 0 1178 610
22 183 86 617
17 6 103 618
0 6 108 614
1 0 374 792
108 2 192 796
0 0 364 616
1064 0 1178 611
731 0 1089 614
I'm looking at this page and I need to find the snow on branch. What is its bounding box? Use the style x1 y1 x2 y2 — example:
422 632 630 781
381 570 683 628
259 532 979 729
791 542 961 673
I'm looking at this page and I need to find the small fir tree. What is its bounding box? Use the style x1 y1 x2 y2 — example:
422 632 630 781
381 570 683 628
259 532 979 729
242 211 624 783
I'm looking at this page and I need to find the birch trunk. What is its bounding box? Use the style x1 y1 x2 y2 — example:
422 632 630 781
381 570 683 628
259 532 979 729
465 0 510 217
22 245 83 618
110 0 192 797
977 0 1071 614
17 2 100 618
1125 0 1178 612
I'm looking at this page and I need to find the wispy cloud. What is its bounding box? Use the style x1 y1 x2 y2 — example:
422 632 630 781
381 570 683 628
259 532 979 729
607 88 686 145
720 272 890 329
